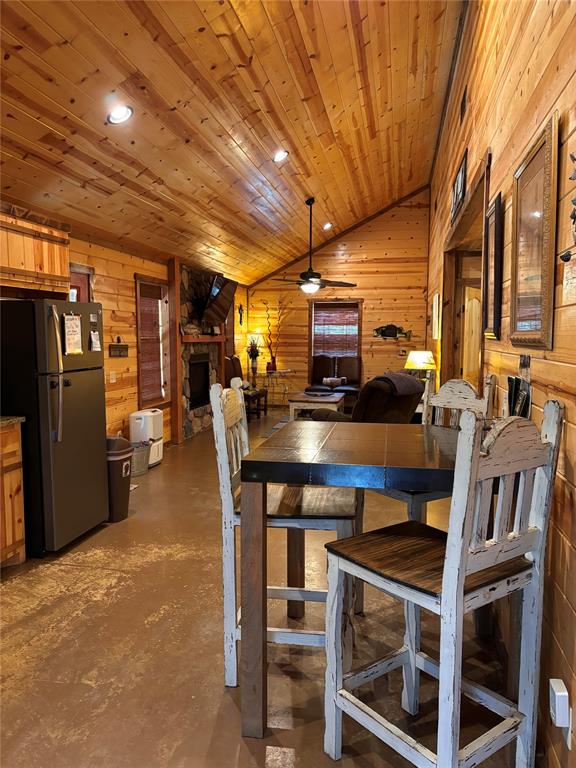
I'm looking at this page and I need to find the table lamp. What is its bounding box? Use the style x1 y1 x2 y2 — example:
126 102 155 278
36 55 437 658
404 350 436 376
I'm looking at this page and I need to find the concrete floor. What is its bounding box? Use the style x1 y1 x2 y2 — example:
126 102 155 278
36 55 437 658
1 412 509 768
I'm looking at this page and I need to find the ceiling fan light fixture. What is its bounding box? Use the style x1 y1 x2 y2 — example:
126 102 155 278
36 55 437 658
273 149 289 163
107 104 133 124
300 280 321 294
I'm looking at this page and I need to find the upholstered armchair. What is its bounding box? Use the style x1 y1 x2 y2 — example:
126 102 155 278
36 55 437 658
310 373 424 424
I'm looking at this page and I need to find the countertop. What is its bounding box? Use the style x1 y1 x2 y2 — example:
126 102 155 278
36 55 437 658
0 416 25 427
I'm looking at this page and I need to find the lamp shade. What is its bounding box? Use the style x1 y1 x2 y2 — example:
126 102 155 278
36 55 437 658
404 350 436 370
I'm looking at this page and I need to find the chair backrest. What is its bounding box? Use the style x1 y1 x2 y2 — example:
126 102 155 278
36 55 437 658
442 400 564 597
231 355 244 380
337 356 361 384
224 357 234 387
422 374 496 427
352 375 424 423
210 378 249 520
310 355 336 384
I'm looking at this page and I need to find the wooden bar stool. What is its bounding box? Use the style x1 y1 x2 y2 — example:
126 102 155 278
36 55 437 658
378 374 497 522
210 378 362 687
324 401 563 767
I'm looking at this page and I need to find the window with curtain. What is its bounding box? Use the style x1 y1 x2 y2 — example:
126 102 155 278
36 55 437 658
136 278 171 407
311 301 360 357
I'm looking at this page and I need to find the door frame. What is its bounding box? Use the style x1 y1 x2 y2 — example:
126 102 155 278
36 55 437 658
440 150 492 390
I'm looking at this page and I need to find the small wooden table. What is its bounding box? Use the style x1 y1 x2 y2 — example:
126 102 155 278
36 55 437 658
240 421 458 737
288 391 344 420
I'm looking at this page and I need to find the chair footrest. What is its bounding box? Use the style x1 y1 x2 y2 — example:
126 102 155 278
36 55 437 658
344 648 409 690
267 627 325 647
267 586 327 602
335 689 523 768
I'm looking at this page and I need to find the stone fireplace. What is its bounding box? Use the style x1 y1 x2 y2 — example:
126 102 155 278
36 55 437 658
180 264 224 440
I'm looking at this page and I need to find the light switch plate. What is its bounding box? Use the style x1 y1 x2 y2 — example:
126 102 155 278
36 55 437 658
109 371 117 384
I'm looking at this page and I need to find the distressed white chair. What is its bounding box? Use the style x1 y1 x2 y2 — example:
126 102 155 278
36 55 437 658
379 374 497 522
324 399 564 768
211 377 361 687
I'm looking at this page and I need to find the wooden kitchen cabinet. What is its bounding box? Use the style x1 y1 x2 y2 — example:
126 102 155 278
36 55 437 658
0 212 70 294
1 418 26 566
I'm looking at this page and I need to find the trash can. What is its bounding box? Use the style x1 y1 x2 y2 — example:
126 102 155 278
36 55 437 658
131 441 152 477
106 436 133 522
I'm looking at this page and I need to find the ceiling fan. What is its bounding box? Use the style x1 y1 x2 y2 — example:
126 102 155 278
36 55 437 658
272 197 357 294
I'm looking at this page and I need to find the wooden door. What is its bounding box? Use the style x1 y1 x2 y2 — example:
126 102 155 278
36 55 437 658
461 285 482 388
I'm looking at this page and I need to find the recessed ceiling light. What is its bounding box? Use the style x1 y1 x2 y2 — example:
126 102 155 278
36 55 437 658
107 105 133 124
323 222 333 231
273 149 289 163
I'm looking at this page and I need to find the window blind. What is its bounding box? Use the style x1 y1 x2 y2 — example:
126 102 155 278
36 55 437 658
138 282 165 404
312 302 360 357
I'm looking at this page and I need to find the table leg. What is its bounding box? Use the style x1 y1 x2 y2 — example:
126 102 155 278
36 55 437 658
287 528 305 619
241 481 267 737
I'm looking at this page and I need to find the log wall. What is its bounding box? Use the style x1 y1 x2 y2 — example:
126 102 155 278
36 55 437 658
70 239 172 443
427 3 576 763
249 190 430 397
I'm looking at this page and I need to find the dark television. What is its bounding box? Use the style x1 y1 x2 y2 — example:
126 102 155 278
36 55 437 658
203 275 237 326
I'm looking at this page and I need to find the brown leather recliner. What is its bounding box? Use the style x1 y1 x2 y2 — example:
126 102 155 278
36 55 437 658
310 373 424 424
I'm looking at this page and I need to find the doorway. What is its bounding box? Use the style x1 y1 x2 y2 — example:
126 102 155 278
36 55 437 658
440 152 490 390
455 253 482 387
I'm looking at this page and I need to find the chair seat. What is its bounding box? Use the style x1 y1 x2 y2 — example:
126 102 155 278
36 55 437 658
305 384 333 393
325 521 531 597
237 485 356 519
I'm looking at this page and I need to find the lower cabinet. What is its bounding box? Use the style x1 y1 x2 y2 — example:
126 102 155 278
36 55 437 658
1 420 26 566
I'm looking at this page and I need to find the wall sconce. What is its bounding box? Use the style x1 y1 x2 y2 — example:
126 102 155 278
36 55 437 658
238 303 244 326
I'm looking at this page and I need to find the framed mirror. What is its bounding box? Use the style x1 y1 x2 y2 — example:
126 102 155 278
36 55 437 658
482 192 503 339
510 113 558 349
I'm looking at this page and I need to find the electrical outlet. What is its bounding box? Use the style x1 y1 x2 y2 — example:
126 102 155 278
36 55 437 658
550 679 572 749
109 371 117 384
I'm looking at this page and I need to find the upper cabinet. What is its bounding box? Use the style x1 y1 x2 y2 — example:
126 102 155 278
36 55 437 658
0 213 70 294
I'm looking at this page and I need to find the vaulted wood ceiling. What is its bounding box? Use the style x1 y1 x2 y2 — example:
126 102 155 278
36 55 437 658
0 0 461 284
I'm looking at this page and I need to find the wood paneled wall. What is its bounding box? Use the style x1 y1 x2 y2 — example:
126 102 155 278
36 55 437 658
70 239 172 443
249 190 430 395
427 3 576 764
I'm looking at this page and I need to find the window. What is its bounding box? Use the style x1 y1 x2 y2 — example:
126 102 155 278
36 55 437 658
69 263 93 302
136 277 171 407
311 301 361 357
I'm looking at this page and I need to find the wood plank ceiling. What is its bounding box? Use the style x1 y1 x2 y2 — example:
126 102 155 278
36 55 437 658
0 0 462 284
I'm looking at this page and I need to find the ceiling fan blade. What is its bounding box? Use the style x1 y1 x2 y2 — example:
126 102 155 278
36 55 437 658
318 279 358 288
270 278 299 283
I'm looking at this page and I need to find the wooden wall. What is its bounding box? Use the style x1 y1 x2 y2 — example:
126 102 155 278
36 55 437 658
70 239 172 443
249 190 430 395
427 3 576 764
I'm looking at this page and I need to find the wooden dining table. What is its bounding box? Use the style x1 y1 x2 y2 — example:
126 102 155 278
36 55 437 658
239 420 459 738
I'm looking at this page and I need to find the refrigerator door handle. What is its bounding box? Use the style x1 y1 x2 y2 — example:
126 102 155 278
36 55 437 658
51 304 64 375
51 305 64 442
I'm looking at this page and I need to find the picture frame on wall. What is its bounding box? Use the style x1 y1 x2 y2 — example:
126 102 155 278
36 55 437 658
482 192 503 339
510 112 558 349
451 149 467 222
431 292 441 340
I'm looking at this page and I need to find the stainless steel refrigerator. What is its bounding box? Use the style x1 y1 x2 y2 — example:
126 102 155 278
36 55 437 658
1 299 109 556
